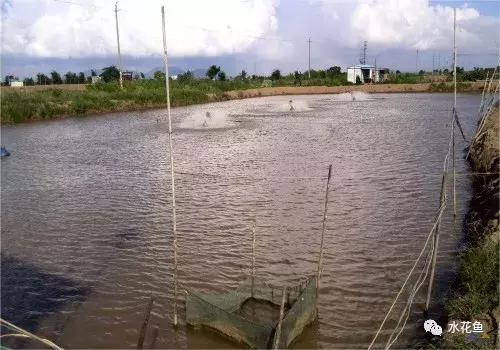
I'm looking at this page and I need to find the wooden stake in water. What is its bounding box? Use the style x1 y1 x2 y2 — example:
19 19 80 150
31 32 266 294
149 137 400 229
136 295 154 349
161 5 179 327
316 165 332 297
273 286 287 350
251 220 256 298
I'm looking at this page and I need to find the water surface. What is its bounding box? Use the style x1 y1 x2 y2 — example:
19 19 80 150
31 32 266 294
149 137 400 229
1 93 479 348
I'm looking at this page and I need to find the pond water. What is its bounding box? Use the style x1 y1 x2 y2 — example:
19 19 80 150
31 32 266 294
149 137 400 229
1 93 480 348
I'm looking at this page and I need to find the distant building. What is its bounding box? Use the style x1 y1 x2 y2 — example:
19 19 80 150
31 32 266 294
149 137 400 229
122 71 134 81
347 65 389 84
9 80 24 87
171 75 178 81
91 76 102 84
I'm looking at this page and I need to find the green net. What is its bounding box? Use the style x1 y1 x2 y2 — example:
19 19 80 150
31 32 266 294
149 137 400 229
186 276 317 349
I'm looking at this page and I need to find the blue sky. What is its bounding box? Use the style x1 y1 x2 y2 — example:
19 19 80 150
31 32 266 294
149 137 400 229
1 0 499 78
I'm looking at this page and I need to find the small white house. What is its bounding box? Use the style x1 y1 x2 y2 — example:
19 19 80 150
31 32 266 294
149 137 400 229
9 80 24 87
91 76 102 84
347 64 388 84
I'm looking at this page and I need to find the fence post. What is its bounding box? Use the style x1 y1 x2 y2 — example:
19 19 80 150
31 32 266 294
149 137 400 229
273 286 287 349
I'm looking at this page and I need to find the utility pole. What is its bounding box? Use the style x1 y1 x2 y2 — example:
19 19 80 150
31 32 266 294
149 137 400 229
362 40 367 65
432 53 435 75
308 37 312 79
114 1 123 90
416 49 419 73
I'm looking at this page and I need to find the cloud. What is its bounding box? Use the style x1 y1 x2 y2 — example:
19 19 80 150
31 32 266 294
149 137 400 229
1 0 281 58
311 0 499 52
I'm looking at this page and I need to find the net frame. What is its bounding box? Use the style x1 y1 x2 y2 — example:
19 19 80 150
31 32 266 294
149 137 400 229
185 276 317 349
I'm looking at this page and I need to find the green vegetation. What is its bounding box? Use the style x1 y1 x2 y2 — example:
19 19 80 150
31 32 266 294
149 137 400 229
1 64 495 123
446 241 498 319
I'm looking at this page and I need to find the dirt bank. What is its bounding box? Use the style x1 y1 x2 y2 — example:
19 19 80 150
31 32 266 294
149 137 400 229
222 81 485 99
1 84 87 93
439 103 499 348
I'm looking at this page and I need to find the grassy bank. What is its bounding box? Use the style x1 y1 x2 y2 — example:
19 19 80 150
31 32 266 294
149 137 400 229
432 104 499 349
0 79 485 124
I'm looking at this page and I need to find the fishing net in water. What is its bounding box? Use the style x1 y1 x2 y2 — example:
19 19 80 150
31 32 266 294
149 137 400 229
186 276 317 349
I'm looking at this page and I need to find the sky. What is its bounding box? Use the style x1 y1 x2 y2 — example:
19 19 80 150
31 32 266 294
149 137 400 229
1 0 499 78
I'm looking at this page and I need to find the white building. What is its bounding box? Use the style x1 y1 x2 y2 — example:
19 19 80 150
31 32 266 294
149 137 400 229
91 76 102 84
347 64 388 84
9 80 24 87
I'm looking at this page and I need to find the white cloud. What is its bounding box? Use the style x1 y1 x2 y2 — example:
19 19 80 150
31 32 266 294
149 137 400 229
1 0 281 58
311 0 499 52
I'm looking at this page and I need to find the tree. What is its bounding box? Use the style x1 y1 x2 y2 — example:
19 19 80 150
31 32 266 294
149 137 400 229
294 70 302 85
3 75 15 85
64 71 78 84
326 66 341 77
271 69 281 81
206 65 221 80
91 69 97 77
395 70 401 74
217 71 226 81
418 69 425 75
100 66 120 82
23 77 35 86
153 70 165 81
50 71 63 84
78 72 85 84
178 70 194 83
140 72 145 79
36 73 51 85
240 70 247 80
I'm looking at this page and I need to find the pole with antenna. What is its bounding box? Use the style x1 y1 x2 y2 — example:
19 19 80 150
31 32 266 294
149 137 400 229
114 1 123 90
161 5 179 327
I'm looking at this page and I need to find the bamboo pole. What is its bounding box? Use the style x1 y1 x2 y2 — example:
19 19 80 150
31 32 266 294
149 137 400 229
425 171 447 312
316 165 332 296
137 295 155 349
251 220 256 298
452 111 456 217
273 286 287 350
452 8 457 217
161 6 179 327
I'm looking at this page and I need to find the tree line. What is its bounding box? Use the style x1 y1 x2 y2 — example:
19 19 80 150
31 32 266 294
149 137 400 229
4 64 496 87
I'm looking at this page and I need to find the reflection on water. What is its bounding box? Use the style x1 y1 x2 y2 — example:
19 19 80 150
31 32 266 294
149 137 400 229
1 93 479 348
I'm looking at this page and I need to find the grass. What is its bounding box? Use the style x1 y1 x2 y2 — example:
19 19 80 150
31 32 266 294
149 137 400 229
0 77 483 124
446 241 499 319
1 80 214 123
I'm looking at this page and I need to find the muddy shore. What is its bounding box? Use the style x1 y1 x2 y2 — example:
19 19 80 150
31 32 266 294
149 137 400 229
221 81 485 99
440 102 499 348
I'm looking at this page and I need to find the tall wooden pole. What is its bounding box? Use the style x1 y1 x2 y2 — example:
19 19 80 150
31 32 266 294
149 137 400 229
316 165 332 296
425 172 446 312
452 8 457 216
161 6 178 327
251 221 256 298
114 1 123 90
